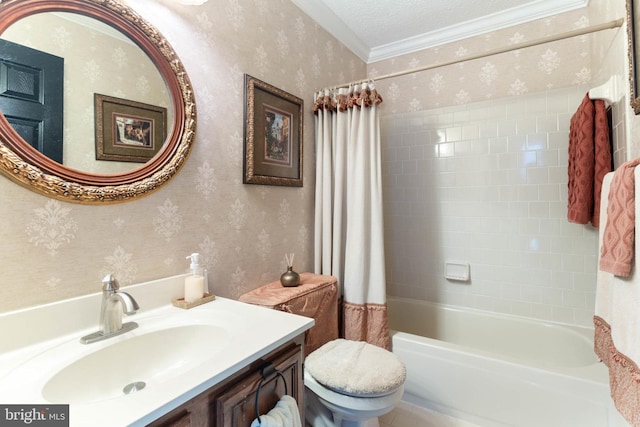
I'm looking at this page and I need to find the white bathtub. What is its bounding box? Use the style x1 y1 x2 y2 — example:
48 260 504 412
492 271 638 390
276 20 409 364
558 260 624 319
387 296 630 427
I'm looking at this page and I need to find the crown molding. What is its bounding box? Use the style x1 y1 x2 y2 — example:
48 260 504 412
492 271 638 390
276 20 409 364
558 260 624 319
291 0 588 64
368 0 589 63
289 0 370 62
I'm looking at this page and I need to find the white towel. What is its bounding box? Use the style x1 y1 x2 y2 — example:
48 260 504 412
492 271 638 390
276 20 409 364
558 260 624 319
250 395 301 427
594 169 640 425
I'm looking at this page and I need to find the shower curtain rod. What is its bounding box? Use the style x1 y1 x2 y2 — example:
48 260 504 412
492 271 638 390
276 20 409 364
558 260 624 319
326 18 623 90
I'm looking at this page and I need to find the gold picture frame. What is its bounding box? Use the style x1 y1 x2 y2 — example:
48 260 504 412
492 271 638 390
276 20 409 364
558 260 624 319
95 94 167 163
243 75 303 187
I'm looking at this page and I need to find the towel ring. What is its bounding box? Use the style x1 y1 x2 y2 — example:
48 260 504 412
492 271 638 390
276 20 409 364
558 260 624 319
254 362 289 425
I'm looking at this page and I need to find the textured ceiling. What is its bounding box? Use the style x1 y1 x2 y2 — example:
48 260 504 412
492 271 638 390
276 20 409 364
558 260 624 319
291 0 589 62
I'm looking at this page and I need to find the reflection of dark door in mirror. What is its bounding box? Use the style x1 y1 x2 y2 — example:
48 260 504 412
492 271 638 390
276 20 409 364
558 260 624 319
0 39 63 163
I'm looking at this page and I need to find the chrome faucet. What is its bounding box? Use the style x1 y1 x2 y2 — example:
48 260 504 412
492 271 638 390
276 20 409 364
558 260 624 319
80 274 140 344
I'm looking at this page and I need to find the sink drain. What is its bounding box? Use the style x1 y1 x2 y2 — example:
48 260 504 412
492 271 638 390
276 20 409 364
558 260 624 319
123 381 146 395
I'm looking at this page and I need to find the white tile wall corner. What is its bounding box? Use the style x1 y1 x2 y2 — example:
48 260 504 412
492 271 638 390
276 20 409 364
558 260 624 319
382 86 600 327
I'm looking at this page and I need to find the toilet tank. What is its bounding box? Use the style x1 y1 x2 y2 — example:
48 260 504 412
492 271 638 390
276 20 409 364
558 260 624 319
239 273 339 356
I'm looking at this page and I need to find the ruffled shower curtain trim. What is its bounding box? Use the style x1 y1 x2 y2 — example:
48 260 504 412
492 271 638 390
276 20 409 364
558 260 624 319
313 85 383 114
594 315 640 425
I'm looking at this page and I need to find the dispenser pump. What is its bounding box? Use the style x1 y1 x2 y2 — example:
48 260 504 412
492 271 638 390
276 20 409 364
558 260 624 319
184 253 208 302
187 253 201 271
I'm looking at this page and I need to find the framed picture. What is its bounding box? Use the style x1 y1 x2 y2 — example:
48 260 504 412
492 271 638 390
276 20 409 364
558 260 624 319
628 0 640 114
243 74 303 186
95 94 167 162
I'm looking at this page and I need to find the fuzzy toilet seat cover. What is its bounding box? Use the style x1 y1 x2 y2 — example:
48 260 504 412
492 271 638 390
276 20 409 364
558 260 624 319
305 339 406 396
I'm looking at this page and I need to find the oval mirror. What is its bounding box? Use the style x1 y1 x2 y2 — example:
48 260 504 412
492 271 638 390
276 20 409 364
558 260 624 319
0 0 196 203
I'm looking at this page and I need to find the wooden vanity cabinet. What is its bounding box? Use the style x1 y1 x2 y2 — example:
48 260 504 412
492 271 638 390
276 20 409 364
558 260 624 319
147 337 304 427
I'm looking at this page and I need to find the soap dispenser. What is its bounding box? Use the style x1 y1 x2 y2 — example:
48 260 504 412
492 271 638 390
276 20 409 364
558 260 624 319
184 253 208 302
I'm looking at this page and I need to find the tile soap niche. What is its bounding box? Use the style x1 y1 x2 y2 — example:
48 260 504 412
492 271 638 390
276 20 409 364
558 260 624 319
445 262 470 282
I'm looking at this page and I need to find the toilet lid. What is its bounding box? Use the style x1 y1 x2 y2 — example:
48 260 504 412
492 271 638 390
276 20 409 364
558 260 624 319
305 339 406 397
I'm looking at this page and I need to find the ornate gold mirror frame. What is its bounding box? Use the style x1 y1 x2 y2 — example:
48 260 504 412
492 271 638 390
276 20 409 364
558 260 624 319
0 0 196 203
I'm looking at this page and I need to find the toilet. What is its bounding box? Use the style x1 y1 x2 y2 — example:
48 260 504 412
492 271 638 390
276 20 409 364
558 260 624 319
238 273 406 427
303 339 406 427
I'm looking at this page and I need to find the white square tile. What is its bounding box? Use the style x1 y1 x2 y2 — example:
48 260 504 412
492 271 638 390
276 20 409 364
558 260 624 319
518 150 537 167
446 126 462 142
517 117 537 135
382 88 598 326
548 131 568 149
462 124 479 140
438 142 455 157
536 115 559 133
561 254 586 273
508 135 528 152
536 149 559 167
526 97 547 114
526 168 549 185
526 133 549 150
497 119 517 136
538 184 560 200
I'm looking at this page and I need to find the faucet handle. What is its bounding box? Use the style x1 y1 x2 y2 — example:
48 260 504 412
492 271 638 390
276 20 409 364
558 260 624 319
102 274 119 292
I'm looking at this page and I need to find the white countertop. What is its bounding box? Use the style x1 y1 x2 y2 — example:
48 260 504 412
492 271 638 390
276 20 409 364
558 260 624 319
0 275 314 426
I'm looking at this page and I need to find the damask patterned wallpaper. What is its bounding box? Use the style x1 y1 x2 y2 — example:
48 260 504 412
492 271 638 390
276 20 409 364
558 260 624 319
0 0 365 312
0 0 626 314
369 7 613 115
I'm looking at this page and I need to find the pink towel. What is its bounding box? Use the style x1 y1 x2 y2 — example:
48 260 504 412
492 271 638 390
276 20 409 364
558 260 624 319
594 171 640 425
593 100 612 226
599 158 640 277
567 94 612 226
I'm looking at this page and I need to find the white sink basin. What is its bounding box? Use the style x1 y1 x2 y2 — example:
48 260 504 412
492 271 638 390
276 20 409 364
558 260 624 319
0 307 238 409
0 275 314 427
42 324 229 405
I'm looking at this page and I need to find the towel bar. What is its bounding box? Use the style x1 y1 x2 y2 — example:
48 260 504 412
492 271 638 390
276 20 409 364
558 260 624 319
255 362 289 425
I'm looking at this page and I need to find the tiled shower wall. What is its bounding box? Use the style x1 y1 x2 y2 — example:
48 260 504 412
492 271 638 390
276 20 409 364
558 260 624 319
382 86 602 327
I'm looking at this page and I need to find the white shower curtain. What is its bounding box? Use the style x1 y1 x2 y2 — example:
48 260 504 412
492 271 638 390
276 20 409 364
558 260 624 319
313 83 389 349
